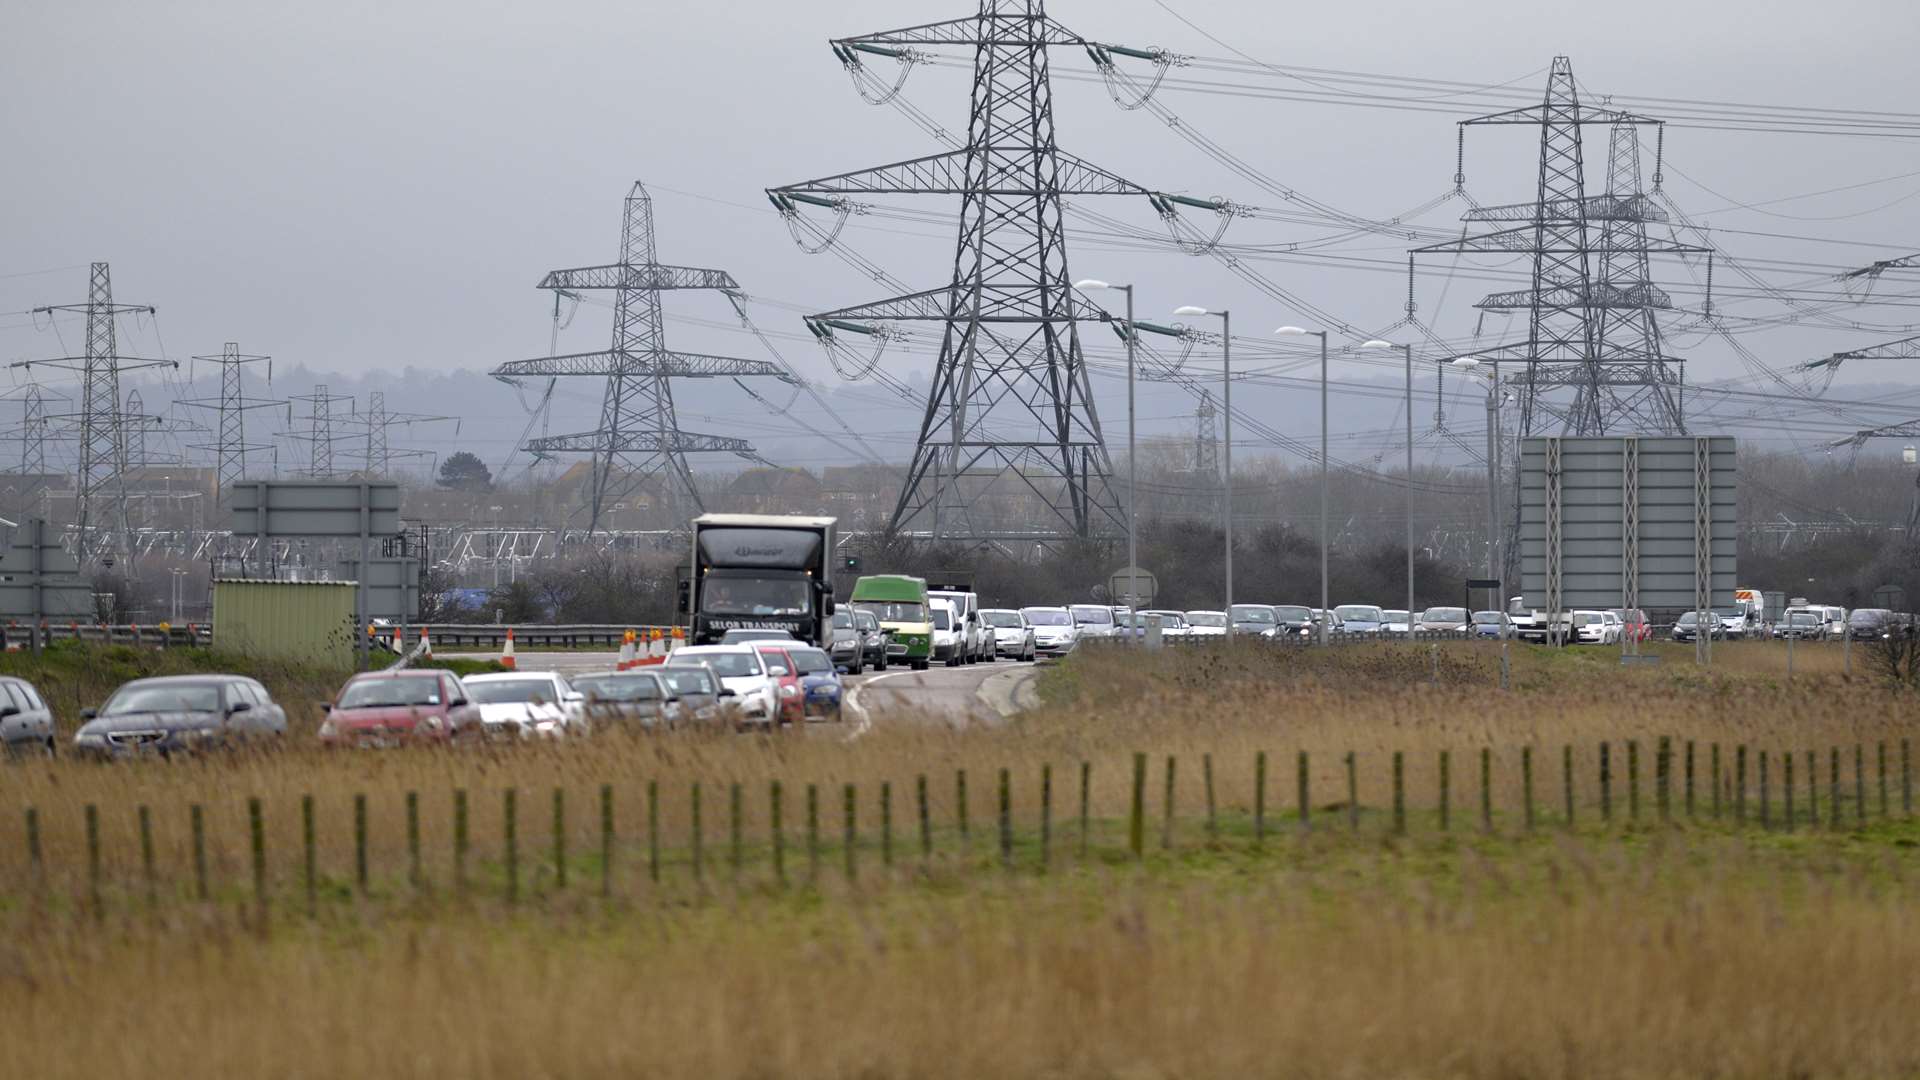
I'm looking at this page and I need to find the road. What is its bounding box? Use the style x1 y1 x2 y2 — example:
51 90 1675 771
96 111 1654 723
438 650 1042 733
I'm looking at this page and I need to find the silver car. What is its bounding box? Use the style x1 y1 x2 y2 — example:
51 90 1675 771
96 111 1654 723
980 608 1036 660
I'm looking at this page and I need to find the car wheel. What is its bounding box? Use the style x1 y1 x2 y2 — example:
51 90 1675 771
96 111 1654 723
911 659 928 671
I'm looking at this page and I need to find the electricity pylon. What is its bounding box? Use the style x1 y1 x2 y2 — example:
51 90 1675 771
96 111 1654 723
489 182 792 533
180 342 282 504
1412 57 1706 436
10 262 175 561
353 390 453 478
770 0 1167 542
285 385 356 479
1194 390 1219 479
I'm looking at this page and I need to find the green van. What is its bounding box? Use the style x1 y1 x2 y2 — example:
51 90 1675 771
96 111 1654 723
849 575 933 671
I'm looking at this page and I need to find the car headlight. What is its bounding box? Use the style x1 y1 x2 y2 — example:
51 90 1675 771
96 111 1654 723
74 732 105 748
780 685 799 698
318 719 337 739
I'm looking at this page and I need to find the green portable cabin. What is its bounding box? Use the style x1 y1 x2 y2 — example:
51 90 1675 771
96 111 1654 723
848 574 933 670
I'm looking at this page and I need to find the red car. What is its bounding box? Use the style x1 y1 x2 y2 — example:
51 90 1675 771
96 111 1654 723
747 643 806 727
318 670 479 747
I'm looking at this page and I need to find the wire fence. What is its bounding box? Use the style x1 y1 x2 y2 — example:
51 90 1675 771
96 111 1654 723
13 737 1915 922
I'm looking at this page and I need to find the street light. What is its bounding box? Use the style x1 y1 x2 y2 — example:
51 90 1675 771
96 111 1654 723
1074 279 1141 610
1363 339 1415 634
1175 305 1232 610
1278 325 1330 644
1451 356 1502 586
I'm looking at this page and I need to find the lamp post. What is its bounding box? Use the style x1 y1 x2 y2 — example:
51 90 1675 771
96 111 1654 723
1364 340 1415 632
1073 280 1140 610
1176 306 1232 609
1451 358 1502 584
1278 326 1330 644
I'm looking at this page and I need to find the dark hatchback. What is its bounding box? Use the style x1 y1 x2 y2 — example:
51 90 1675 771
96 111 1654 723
73 675 287 758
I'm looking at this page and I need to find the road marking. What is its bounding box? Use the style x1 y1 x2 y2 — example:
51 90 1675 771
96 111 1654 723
843 667 925 742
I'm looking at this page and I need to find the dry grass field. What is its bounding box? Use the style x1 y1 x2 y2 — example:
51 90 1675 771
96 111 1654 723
3 636 1919 1077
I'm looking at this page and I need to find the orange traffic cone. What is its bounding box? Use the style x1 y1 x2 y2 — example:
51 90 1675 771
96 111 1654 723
617 629 637 670
392 625 405 654
500 627 517 670
419 625 433 658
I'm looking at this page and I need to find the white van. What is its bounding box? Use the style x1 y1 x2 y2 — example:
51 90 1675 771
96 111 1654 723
929 589 984 663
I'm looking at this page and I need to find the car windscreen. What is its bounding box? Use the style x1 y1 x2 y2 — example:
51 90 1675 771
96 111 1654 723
1472 612 1502 624
1022 609 1071 626
659 668 717 696
982 611 1023 628
1850 609 1890 625
337 676 443 709
1187 613 1228 627
1573 613 1601 626
1229 607 1275 623
1788 612 1820 626
466 679 558 705
1676 612 1699 625
700 575 811 617
1424 608 1467 622
788 648 834 675
1069 606 1113 624
1711 608 1742 619
852 611 878 630
831 611 852 629
671 652 762 679
104 683 221 715
856 601 924 623
1335 606 1383 621
1274 606 1311 622
573 676 664 702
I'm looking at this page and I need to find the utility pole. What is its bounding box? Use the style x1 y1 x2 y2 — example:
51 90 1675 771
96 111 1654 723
489 182 789 533
180 342 281 506
770 0 1180 542
11 262 174 563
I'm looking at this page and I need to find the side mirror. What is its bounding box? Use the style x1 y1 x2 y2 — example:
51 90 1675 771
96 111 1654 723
229 701 253 715
718 688 738 699
0 705 18 719
80 708 97 720
564 691 585 703
320 702 333 713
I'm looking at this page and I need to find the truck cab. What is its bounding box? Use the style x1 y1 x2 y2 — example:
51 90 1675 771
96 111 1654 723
686 515 837 647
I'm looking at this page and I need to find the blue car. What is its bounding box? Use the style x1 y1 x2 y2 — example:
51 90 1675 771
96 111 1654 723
786 645 844 721
1471 611 1511 639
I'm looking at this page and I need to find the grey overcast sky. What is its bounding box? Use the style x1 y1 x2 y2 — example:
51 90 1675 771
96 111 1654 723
5 0 1920 470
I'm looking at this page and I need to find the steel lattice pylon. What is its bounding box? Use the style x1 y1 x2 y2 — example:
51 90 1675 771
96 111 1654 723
11 262 174 561
490 182 791 533
1194 390 1218 478
1413 57 1706 438
771 0 1154 542
180 342 281 505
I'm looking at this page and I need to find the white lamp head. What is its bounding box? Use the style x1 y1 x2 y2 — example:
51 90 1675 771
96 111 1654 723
1450 356 1481 368
1173 305 1208 316
1073 279 1111 291
1360 339 1394 349
1274 326 1308 336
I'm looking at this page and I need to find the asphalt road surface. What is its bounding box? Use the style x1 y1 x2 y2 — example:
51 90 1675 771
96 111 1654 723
439 650 1042 733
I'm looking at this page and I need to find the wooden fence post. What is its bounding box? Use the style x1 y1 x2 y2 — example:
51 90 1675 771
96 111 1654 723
1685 740 1696 819
354 793 368 893
843 782 857 881
1905 739 1913 819
453 789 469 894
247 797 266 926
1735 746 1747 824
553 787 568 891
1162 756 1178 849
1438 749 1451 832
1785 752 1797 830
1627 739 1640 824
1202 754 1217 841
881 780 894 869
1657 737 1671 823
1392 751 1405 834
191 804 208 903
600 784 614 898
1346 751 1359 832
771 780 786 886
303 794 317 917
1040 764 1053 869
1522 747 1535 831
1297 751 1311 833
1758 751 1771 830
81 803 102 918
807 783 819 882
1600 742 1613 824
1254 751 1268 845
1830 748 1842 831
504 788 519 903
1856 744 1867 826
1078 761 1091 858
956 769 969 844
406 791 421 889
1000 768 1014 867
1808 750 1818 824
138 805 155 910
24 807 41 892
729 782 743 879
1563 745 1574 828
1710 745 1722 820
1129 752 1146 859
1879 742 1889 819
